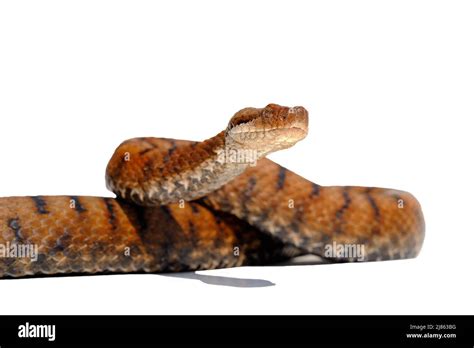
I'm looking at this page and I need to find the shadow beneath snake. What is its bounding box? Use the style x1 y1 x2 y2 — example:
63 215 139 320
1 255 330 284
160 272 275 288
159 255 328 288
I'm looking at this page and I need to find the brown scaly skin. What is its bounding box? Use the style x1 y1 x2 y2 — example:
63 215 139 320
205 159 425 261
0 104 425 278
0 196 301 277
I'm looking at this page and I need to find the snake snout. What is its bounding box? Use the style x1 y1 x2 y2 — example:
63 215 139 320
288 106 309 131
265 104 308 129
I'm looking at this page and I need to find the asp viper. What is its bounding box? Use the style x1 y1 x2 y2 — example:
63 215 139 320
0 104 425 278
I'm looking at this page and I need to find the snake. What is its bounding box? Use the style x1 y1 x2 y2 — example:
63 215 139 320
0 104 425 278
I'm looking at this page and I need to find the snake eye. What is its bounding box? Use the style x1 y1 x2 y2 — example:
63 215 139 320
265 103 282 111
232 115 253 126
228 108 261 130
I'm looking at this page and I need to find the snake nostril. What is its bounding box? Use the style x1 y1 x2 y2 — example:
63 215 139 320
290 106 307 115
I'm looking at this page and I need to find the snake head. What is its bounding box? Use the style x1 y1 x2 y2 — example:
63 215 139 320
226 103 309 155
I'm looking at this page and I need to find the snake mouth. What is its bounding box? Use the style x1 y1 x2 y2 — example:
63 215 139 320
265 126 308 148
226 126 308 152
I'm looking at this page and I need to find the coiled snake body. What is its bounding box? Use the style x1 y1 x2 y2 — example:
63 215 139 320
0 104 425 278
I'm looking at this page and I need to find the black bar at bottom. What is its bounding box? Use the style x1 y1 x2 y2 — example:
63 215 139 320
0 315 472 346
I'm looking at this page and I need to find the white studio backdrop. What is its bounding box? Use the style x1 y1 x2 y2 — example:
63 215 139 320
0 0 473 314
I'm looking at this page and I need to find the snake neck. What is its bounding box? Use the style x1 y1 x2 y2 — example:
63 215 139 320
122 131 266 206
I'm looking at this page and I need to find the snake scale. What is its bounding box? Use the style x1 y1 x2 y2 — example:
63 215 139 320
0 104 425 278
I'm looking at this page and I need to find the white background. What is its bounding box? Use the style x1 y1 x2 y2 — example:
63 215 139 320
0 0 473 314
